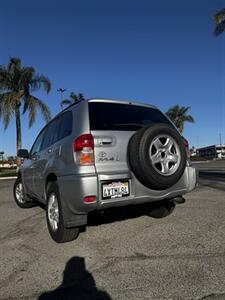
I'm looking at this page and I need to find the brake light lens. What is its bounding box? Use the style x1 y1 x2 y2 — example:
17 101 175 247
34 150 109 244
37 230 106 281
183 137 191 158
73 134 94 165
83 195 97 203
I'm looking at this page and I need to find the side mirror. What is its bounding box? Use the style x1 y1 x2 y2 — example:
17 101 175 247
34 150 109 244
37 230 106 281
17 149 29 159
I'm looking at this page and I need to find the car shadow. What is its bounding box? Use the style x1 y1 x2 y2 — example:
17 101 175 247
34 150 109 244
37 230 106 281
86 201 169 227
37 256 111 300
36 197 181 229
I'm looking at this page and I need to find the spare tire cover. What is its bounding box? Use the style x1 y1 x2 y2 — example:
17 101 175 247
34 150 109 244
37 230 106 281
128 123 187 190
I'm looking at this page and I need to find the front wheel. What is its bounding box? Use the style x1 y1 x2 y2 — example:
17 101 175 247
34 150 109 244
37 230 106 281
13 177 37 208
46 182 79 243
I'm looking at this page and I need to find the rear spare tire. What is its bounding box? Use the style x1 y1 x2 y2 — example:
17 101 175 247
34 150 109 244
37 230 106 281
128 123 187 190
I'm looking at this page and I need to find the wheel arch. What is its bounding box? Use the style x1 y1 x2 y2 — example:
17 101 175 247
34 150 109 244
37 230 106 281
45 173 57 200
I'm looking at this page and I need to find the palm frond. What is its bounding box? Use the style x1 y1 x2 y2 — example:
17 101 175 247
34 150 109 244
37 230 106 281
70 92 79 102
7 57 21 75
0 93 15 129
180 106 190 114
28 96 51 125
213 8 225 36
69 92 85 103
165 105 194 134
25 97 37 127
61 99 72 106
0 67 10 90
214 8 225 24
7 58 22 90
78 93 85 100
184 115 194 123
214 21 225 36
19 67 34 92
30 74 51 93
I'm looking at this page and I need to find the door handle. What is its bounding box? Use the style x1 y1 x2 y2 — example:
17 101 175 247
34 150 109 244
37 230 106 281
99 138 113 145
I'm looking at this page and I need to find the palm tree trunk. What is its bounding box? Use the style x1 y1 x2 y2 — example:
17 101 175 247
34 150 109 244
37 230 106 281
15 104 22 166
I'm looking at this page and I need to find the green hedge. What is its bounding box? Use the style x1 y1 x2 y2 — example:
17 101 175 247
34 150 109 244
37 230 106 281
0 168 17 177
0 172 17 177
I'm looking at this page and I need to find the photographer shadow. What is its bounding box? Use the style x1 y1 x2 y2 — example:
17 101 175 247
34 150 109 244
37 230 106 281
38 256 111 300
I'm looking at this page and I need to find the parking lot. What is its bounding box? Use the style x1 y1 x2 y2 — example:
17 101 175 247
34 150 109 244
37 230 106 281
0 161 225 300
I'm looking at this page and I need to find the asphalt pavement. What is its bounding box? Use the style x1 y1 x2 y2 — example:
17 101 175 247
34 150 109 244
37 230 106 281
0 164 225 299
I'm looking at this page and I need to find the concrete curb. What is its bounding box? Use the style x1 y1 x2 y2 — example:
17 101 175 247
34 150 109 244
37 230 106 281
0 176 17 180
191 161 209 164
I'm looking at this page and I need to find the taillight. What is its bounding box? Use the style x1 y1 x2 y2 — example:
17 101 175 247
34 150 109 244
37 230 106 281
183 137 190 158
83 195 97 203
73 134 94 165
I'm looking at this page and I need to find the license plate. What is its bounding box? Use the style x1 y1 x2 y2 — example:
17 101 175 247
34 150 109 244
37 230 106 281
102 181 130 199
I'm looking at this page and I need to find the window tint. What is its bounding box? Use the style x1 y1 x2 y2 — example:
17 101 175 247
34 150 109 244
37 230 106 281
58 111 73 140
89 102 172 131
41 118 59 150
30 129 46 155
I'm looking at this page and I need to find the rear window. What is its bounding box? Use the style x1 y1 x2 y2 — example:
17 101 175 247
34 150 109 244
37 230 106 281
89 102 171 131
58 111 73 140
41 118 59 150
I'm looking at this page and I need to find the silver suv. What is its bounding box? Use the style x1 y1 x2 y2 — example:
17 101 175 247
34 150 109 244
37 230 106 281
14 99 197 243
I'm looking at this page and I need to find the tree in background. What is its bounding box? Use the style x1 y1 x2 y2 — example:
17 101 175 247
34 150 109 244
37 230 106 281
165 105 194 134
213 8 225 36
0 57 51 163
61 92 85 107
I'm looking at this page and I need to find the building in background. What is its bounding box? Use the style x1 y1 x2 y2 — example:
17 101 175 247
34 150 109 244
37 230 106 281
197 145 225 159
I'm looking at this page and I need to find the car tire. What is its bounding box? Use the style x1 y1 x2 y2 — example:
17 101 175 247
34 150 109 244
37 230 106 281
147 201 175 218
128 123 187 190
13 177 37 208
46 182 79 243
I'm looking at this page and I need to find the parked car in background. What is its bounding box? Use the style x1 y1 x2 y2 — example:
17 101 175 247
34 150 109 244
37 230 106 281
14 99 197 243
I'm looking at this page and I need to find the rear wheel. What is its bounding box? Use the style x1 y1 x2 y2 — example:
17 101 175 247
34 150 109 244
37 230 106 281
46 182 79 243
13 177 37 208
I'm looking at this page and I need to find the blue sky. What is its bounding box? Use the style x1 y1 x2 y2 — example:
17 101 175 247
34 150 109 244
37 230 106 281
0 0 225 156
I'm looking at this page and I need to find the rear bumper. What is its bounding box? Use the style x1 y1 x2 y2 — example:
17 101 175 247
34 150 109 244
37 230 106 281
98 165 197 209
58 165 197 228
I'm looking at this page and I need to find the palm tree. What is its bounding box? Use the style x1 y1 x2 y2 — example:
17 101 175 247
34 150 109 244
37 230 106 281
213 8 225 36
61 92 85 107
0 57 51 162
165 105 194 134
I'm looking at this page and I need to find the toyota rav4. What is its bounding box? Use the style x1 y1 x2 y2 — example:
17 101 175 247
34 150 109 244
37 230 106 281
14 99 197 243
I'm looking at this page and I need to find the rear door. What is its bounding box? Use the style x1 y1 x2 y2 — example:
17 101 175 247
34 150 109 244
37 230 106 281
32 117 60 199
32 111 73 199
89 102 137 176
88 101 173 199
22 128 46 196
89 101 173 173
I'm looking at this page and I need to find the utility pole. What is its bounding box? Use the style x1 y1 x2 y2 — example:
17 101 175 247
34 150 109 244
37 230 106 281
0 151 4 167
219 133 225 158
57 88 66 111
